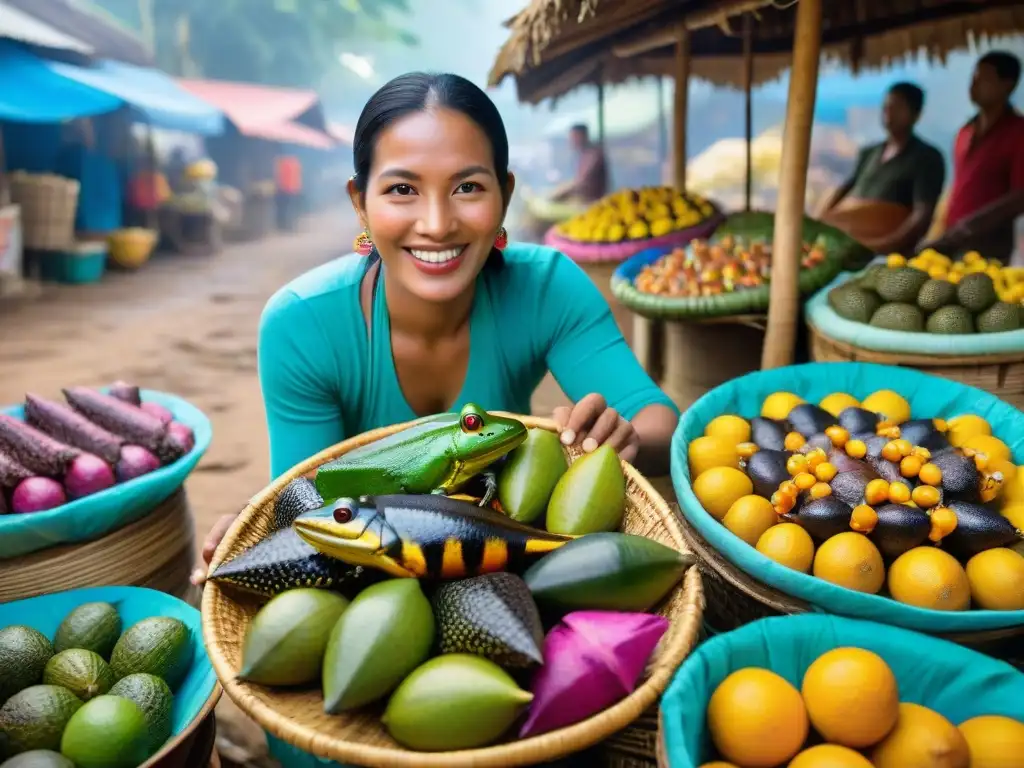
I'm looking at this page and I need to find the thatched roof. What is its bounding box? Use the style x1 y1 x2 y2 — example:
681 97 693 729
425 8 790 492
490 0 1024 103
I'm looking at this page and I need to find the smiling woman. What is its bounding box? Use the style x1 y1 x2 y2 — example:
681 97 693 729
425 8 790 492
195 72 679 590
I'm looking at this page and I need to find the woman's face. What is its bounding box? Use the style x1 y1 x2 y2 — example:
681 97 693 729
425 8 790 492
351 108 513 303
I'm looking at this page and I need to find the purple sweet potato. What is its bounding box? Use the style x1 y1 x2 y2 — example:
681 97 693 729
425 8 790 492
156 421 195 464
12 476 66 513
64 453 116 499
0 450 33 488
116 445 161 481
25 393 125 464
0 414 80 477
108 380 142 406
63 387 167 453
140 401 173 425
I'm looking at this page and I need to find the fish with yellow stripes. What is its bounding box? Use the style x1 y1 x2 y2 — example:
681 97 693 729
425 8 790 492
293 494 572 579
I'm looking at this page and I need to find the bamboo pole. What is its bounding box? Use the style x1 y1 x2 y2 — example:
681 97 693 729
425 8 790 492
761 0 822 370
672 25 690 191
596 79 606 147
743 13 754 212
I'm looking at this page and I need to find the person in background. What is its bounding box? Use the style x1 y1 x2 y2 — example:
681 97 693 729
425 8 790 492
919 51 1024 262
550 123 609 203
126 155 170 227
55 119 123 236
275 153 303 231
818 82 945 255
165 147 188 194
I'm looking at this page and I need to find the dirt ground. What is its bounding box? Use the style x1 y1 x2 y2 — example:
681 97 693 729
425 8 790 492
0 207 575 765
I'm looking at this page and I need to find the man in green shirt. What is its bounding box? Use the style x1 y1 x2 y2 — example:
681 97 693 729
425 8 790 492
820 82 946 255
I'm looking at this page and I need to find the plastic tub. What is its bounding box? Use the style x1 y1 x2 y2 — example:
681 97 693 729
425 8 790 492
38 241 107 284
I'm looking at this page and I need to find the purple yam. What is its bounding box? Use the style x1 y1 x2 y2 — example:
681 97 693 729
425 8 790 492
63 387 167 453
116 445 161 481
65 453 116 499
140 401 173 425
108 380 142 406
11 476 67 513
25 393 125 464
0 450 33 488
0 413 81 477
157 421 194 464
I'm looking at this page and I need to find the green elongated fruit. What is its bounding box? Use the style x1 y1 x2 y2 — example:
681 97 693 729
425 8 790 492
382 654 532 751
42 650 114 702
1 750 75 767
109 618 191 691
0 626 53 705
497 429 568 523
59 695 149 768
53 603 122 659
108 674 173 752
0 685 82 756
545 444 626 535
523 532 693 613
239 589 349 687
322 579 434 713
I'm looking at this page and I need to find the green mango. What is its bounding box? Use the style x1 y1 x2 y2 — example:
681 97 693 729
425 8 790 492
322 579 434 713
497 429 568 524
545 444 625 535
523 532 694 612
239 589 349 686
382 654 532 751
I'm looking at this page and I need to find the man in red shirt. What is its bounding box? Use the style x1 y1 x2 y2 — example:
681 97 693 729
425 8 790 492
920 51 1024 262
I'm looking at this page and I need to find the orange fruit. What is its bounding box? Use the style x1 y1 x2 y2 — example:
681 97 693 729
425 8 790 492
756 523 815 573
958 715 1024 768
960 433 1011 464
819 392 860 417
689 436 740 478
800 647 899 747
965 548 1024 611
693 468 754 521
697 763 739 768
861 390 911 424
722 495 777 545
871 702 970 768
704 414 751 445
945 414 992 447
812 532 886 594
761 391 804 420
788 744 872 767
888 547 971 611
706 668 809 768
1001 503 1024 530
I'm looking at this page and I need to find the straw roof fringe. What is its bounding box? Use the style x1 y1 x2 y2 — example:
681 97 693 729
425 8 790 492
491 1 1024 103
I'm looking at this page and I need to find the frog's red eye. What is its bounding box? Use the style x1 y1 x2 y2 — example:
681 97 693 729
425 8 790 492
333 505 353 524
462 413 483 432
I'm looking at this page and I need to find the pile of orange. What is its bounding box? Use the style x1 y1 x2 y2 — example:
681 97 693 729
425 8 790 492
699 647 1024 767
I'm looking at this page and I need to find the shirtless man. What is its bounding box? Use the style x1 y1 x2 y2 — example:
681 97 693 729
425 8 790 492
551 124 609 203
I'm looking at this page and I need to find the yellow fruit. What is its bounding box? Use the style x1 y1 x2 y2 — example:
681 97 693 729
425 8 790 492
694 468 755 521
887 253 907 267
704 414 751 445
761 391 804 420
861 390 911 424
965 548 1024 611
688 436 740 477
961 433 1012 464
722 495 778 545
888 547 971 611
706 668 809 768
800 647 900 747
1001 469 1024 505
813 532 886 594
788 744 873 768
755 523 815 572
697 763 739 768
871 703 970 768
1001 504 1024 530
958 715 1024 768
819 392 860 417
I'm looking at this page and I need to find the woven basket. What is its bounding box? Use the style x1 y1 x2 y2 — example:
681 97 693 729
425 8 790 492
810 323 1024 411
660 320 765 412
545 215 722 265
9 172 80 251
202 415 705 768
0 489 196 603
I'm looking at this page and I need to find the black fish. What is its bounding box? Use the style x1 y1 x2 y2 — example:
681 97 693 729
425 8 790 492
208 527 376 597
273 476 325 530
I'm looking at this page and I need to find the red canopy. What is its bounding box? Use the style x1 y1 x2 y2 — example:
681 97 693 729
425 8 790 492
177 78 334 150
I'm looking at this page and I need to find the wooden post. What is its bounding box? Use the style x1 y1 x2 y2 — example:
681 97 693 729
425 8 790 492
761 0 822 370
743 14 754 212
656 76 667 169
596 78 606 147
672 25 690 191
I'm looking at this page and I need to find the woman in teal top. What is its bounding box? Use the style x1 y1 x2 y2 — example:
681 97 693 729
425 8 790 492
196 72 677 578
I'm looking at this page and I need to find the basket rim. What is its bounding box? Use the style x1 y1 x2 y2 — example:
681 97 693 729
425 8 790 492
202 413 705 767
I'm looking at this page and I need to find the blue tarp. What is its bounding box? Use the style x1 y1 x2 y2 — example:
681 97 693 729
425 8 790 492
0 40 119 122
45 58 225 136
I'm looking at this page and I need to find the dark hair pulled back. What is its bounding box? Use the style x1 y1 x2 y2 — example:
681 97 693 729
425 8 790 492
352 72 510 270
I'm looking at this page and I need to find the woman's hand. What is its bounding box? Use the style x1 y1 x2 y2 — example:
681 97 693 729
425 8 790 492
553 393 639 464
190 513 238 586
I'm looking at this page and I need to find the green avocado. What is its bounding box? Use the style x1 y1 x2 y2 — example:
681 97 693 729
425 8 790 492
109 618 191 691
0 686 82 757
0 627 53 705
53 603 121 660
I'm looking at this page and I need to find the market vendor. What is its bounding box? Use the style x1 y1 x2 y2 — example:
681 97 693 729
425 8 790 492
550 123 609 203
818 82 945 255
918 51 1024 263
195 71 677 577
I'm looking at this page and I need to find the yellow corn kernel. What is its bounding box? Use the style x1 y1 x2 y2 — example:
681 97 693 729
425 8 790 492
814 462 837 482
825 425 849 447
932 418 948 432
911 484 941 508
888 481 912 504
893 439 913 457
736 441 759 459
900 455 923 478
864 478 890 505
779 480 799 499
809 482 832 500
845 439 867 459
850 504 878 533
784 432 807 451
929 506 958 542
786 454 808 476
911 446 932 460
881 441 904 462
918 462 943 486
806 448 828 468
794 472 817 490
771 491 795 514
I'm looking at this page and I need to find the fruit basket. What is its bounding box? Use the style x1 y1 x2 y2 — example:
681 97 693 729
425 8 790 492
672 362 1024 662
809 254 1024 409
108 228 158 270
0 585 221 767
658 614 1024 768
202 414 704 768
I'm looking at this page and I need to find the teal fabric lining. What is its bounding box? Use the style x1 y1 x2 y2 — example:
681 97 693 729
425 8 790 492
660 614 1024 768
672 362 1024 632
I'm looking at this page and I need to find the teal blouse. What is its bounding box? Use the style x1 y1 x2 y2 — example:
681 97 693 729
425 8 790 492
258 242 676 479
